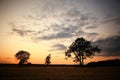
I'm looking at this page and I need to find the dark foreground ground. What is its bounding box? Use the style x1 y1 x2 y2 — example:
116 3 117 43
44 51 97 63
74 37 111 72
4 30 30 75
0 64 120 80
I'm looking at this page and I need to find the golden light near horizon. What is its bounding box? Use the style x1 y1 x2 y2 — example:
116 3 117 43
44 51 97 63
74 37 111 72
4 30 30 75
0 0 120 64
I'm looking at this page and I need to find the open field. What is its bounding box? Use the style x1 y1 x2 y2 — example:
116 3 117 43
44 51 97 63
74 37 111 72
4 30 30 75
0 64 120 80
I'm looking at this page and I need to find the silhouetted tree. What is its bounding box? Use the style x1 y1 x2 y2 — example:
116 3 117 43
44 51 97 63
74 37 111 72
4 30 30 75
65 37 101 65
15 50 30 64
45 54 51 65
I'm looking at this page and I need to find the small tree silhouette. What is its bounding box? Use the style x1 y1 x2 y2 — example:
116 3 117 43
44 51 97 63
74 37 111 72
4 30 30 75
65 37 101 65
15 50 30 64
45 54 51 65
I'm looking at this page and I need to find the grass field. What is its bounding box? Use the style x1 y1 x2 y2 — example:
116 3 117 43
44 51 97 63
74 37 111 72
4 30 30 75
0 65 120 80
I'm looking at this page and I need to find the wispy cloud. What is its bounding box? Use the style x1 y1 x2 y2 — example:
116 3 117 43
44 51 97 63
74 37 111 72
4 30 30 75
103 17 120 25
12 28 34 37
85 26 98 29
52 44 67 51
48 43 67 53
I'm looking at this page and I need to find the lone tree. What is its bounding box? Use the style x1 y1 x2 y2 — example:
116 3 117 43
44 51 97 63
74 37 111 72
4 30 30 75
65 37 101 65
15 50 31 64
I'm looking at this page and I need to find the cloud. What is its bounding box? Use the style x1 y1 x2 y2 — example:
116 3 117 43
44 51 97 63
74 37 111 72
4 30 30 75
9 0 100 42
85 0 120 30
85 26 97 29
85 32 98 41
50 43 67 51
103 17 120 25
62 9 82 18
34 24 86 40
12 28 34 37
87 33 98 36
118 32 120 35
5 57 11 59
32 9 99 41
10 21 99 41
0 57 12 63
94 35 120 56
88 0 120 16
60 9 98 27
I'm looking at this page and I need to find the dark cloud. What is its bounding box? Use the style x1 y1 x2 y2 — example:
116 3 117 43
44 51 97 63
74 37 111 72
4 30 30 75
9 22 35 37
94 35 120 56
0 57 12 63
5 57 11 59
35 29 99 41
103 17 120 25
61 9 98 27
12 28 34 37
86 32 98 40
89 0 120 15
63 9 82 18
51 43 67 51
34 30 73 40
118 32 120 35
86 0 120 28
27 15 36 19
87 33 98 36
34 24 84 40
85 26 97 29
63 25 78 33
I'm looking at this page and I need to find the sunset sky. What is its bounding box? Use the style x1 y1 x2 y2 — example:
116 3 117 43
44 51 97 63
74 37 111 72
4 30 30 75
0 0 120 64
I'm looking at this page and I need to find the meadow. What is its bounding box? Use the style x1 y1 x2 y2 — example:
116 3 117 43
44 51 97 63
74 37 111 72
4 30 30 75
0 65 120 80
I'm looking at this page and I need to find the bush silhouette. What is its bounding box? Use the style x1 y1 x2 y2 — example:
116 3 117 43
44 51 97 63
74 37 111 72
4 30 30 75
45 54 51 65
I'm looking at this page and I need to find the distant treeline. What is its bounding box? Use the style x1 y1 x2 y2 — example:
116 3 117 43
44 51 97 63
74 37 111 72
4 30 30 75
87 59 120 66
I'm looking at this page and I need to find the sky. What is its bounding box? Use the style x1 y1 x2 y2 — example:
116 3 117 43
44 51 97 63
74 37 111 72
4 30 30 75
0 0 120 64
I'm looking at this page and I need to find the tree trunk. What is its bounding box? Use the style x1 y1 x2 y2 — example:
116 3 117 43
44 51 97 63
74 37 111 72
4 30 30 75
81 54 84 65
19 58 26 65
79 56 82 65
79 53 84 66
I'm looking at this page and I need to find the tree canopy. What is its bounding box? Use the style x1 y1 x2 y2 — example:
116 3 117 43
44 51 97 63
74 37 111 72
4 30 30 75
15 50 30 64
